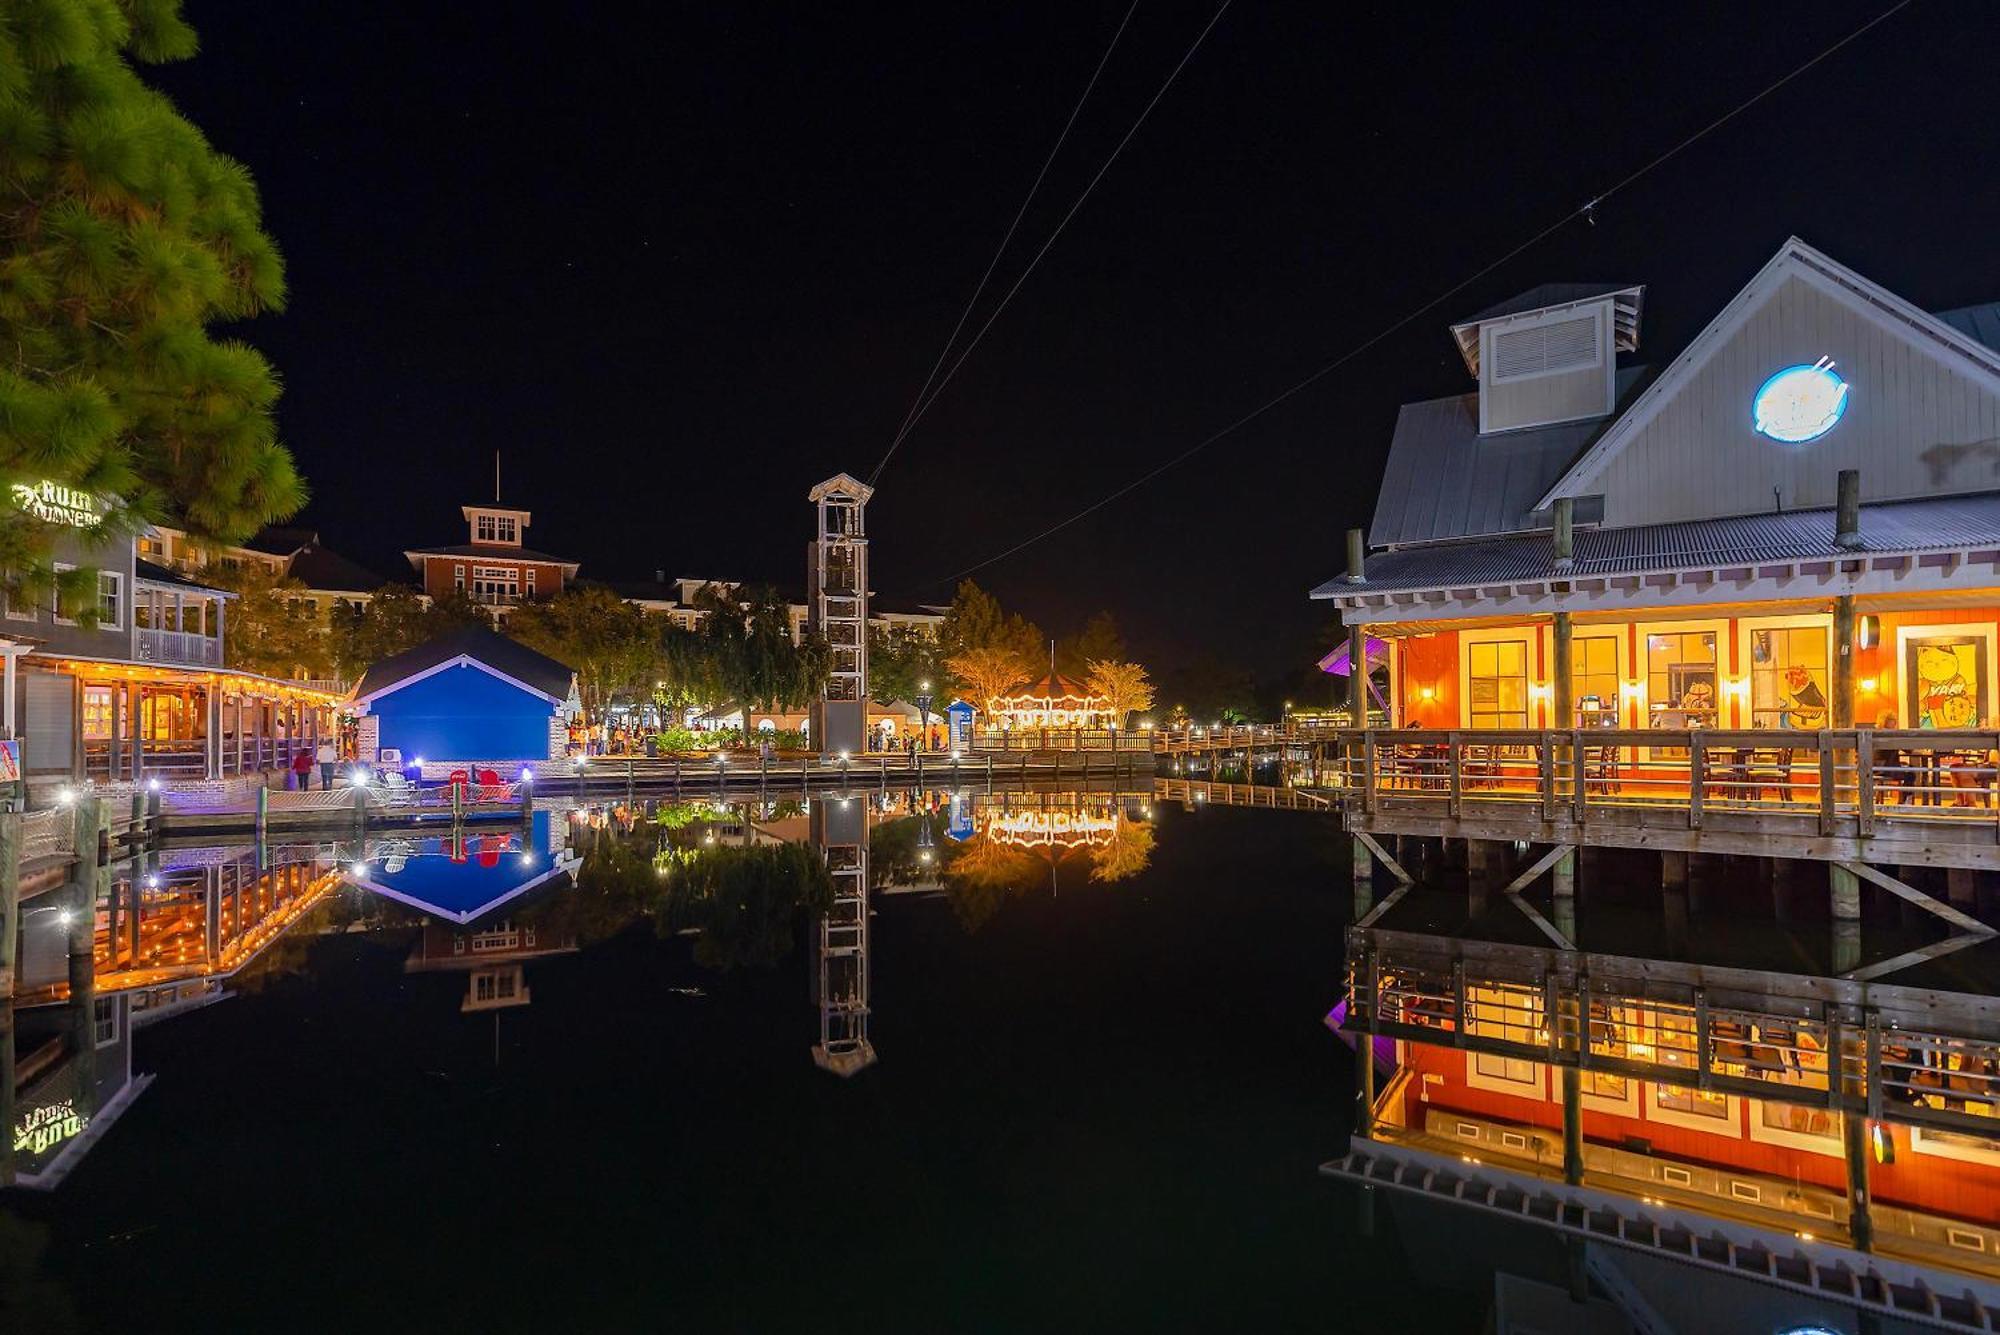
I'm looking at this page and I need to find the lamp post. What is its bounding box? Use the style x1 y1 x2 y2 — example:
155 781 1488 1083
915 680 933 751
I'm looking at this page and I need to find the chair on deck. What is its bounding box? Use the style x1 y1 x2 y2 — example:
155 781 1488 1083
1742 746 1798 803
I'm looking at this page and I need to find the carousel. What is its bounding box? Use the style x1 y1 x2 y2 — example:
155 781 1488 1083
988 669 1114 731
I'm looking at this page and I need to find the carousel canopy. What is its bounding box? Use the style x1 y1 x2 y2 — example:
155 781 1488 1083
993 669 1105 709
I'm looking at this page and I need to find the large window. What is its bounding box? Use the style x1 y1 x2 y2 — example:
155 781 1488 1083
472 566 519 605
1572 635 1620 726
475 514 517 544
1467 639 1529 729
1646 630 1718 728
1748 624 1828 729
96 571 123 630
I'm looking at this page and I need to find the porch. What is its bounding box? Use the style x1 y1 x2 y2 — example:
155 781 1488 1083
55 661 340 785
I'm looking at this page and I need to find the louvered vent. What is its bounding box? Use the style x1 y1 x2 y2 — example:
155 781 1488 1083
1491 313 1599 382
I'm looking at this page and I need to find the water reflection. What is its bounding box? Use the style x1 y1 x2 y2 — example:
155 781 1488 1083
1329 874 2000 1331
4 785 1154 1195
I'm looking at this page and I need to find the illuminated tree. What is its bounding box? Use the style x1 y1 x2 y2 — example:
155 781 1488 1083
1085 659 1155 724
947 644 1031 714
506 584 658 723
0 1 302 598
1088 817 1155 883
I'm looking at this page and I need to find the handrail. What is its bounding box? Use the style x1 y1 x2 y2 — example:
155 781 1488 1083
1158 725 2000 833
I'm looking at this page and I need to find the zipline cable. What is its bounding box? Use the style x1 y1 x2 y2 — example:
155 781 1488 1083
920 0 1918 589
874 0 1141 482
870 0 1233 486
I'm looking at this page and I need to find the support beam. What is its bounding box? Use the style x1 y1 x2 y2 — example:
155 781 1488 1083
1841 860 1992 936
1551 847 1574 899
1499 843 1573 897
1351 830 1413 886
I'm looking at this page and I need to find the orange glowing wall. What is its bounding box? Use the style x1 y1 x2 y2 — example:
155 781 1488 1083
1394 1040 2000 1226
1396 633 1458 727
1856 609 2000 729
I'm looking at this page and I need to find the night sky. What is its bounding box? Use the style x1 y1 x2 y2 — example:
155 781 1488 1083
152 2 2000 686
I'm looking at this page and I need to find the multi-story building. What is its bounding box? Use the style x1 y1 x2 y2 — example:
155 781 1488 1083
403 503 579 614
141 523 387 618
608 572 945 641
2 494 340 798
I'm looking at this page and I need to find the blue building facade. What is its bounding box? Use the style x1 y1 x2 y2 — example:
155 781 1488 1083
351 628 576 767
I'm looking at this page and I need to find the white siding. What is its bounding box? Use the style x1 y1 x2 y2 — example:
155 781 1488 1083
1582 272 2000 528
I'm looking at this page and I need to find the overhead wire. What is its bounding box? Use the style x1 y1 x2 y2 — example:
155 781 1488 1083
870 0 1233 487
920 0 1919 590
874 0 1141 482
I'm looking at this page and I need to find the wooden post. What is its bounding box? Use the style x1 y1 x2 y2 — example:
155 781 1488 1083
1833 593 1856 729
1835 467 1862 551
254 782 268 842
452 779 465 825
0 813 18 991
1561 1064 1583 1185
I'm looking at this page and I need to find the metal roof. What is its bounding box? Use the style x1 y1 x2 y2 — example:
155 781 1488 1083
351 626 575 703
1937 301 2000 354
1460 283 1643 326
1369 367 1648 548
1315 492 2000 601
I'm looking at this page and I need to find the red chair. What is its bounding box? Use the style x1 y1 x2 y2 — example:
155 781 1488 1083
448 768 470 787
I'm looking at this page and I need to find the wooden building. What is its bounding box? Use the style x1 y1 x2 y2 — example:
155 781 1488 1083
403 503 579 615
1311 238 2000 882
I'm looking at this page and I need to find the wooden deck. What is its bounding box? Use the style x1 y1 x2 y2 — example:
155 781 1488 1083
1155 725 2000 869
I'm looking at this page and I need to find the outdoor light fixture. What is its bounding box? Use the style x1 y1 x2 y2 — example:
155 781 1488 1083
55 786 73 806
519 769 534 783
1857 614 1881 650
1860 676 1879 694
1871 1122 1895 1165
146 874 160 889
349 862 368 878
350 769 371 787
146 777 161 792
1417 686 1436 702
412 757 425 769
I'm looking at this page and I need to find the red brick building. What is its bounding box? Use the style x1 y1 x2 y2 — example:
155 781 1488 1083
403 504 579 615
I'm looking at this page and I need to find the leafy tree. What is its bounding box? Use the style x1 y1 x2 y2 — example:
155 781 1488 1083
869 622 947 705
328 582 491 677
0 0 302 602
655 841 833 970
1162 652 1258 724
204 561 329 679
1085 659 1155 725
939 580 1042 667
505 584 658 723
690 582 827 715
1058 612 1126 676
947 644 1031 714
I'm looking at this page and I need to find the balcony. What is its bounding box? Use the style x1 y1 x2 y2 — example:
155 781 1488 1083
136 627 222 667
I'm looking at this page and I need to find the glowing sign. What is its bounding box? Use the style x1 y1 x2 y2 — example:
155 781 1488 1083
12 1098 85 1157
1753 360 1849 444
11 480 102 528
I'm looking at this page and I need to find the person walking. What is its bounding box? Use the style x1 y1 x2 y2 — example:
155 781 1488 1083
290 747 314 791
317 738 337 790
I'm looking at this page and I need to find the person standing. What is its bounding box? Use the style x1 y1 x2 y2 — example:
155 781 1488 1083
290 746 314 791
317 738 337 790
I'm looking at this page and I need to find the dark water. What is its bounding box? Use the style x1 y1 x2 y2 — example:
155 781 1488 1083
7 795 1491 1334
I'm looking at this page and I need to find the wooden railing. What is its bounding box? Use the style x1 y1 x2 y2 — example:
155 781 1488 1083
1165 726 2000 833
969 727 1154 753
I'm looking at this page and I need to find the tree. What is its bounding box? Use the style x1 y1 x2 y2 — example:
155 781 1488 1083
506 584 658 723
690 582 827 717
204 561 329 680
1085 659 1155 725
0 2 303 602
1058 612 1126 676
328 583 492 678
947 644 1030 714
869 622 947 705
939 580 1042 667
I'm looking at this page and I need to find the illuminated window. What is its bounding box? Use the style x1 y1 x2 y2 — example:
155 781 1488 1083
1655 1083 1729 1120
475 514 517 544
81 687 114 741
472 566 519 605
1572 636 1619 724
1749 625 1828 729
1581 1070 1628 1101
1467 639 1528 729
1473 1053 1539 1086
1646 631 1717 727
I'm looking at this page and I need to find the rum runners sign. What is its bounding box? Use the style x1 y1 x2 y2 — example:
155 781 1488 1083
11 480 102 528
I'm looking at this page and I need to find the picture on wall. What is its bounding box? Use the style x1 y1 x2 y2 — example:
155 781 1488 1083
1906 634 1989 730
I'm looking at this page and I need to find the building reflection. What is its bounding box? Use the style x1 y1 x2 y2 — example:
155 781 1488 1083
1331 912 2000 1329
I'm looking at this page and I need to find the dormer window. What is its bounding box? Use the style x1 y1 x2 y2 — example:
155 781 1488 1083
476 514 516 544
